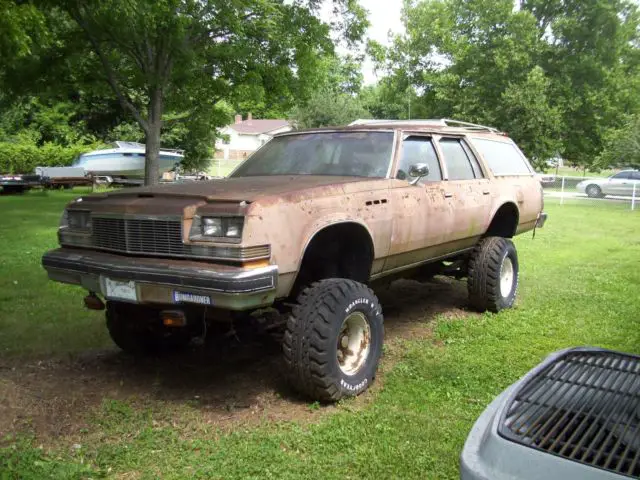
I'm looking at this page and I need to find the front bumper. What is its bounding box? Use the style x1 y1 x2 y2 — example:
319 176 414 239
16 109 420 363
42 248 278 311
535 212 548 228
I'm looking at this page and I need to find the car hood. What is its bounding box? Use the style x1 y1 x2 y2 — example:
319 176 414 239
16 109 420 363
72 175 381 217
103 175 374 202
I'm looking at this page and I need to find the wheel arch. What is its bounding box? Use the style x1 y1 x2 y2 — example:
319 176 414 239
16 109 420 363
485 202 520 238
289 220 376 298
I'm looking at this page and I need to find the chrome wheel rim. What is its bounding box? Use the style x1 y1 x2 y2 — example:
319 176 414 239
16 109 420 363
337 312 371 376
500 256 515 298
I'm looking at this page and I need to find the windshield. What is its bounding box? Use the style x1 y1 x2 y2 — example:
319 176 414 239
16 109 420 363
231 131 394 178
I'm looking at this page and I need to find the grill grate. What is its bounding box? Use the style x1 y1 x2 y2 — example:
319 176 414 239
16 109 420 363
90 216 270 261
499 348 640 478
93 217 185 255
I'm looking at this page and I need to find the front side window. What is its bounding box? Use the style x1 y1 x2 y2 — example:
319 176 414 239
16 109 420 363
439 138 477 181
396 136 442 183
231 132 394 178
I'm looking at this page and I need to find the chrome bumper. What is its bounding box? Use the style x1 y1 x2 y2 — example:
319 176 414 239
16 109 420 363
42 248 278 311
535 212 548 228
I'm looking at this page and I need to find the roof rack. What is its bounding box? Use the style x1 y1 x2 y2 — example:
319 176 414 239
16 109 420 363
349 118 501 133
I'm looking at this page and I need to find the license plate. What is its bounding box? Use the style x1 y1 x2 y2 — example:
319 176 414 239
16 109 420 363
103 277 137 302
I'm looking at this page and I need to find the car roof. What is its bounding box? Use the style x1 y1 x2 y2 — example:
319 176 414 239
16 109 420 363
274 119 513 142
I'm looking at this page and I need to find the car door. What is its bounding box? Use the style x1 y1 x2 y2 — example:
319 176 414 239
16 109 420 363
606 171 633 195
631 171 640 197
382 134 453 271
435 136 492 246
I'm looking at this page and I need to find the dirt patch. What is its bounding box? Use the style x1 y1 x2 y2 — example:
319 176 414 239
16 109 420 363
0 278 472 444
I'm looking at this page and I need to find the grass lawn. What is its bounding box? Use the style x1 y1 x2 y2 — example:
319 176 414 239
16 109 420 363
1 191 639 479
544 165 618 178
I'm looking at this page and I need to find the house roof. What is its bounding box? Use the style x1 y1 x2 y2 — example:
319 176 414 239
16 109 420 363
229 119 290 135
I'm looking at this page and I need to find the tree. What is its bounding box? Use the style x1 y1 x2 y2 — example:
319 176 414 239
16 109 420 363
41 0 367 184
597 116 640 170
522 0 640 168
291 55 371 128
373 0 640 169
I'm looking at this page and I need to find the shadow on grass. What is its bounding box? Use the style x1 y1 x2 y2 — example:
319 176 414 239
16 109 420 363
1 277 470 440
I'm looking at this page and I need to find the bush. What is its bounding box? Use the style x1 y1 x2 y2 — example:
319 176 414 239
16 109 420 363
0 141 103 173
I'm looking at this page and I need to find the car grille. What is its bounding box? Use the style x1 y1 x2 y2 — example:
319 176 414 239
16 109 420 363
93 217 185 255
499 348 639 478
90 216 270 261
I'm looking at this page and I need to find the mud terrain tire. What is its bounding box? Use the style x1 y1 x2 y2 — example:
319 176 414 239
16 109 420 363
283 279 384 402
468 237 519 313
106 302 193 355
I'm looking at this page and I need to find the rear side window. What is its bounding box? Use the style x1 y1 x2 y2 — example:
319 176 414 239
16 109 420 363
439 138 478 180
471 138 533 176
632 171 640 180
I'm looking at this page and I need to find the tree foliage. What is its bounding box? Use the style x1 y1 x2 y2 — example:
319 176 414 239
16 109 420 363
597 116 640 170
2 0 367 182
374 0 640 170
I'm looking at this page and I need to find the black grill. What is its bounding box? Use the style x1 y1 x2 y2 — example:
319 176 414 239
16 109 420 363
92 217 185 255
499 348 640 478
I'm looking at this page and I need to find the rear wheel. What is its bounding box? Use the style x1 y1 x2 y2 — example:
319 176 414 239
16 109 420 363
585 184 603 198
282 279 384 402
106 302 193 355
468 237 519 313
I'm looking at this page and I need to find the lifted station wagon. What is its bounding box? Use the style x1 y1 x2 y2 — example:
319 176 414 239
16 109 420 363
42 119 548 402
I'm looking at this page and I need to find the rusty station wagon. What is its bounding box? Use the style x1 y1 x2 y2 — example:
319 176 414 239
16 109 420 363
42 119 548 402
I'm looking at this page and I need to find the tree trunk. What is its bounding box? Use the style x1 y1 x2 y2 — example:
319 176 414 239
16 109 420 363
144 88 163 186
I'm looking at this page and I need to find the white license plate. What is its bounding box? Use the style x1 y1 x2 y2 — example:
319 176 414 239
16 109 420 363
103 277 137 302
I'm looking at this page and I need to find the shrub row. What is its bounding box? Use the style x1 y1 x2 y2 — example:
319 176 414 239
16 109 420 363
0 142 102 174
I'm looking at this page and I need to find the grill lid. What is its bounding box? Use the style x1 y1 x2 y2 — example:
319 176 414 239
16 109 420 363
499 347 640 478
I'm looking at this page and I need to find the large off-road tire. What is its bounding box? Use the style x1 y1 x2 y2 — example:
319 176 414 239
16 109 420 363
467 237 519 313
283 279 384 402
106 302 193 355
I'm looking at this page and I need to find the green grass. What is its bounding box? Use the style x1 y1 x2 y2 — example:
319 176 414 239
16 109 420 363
544 166 618 177
0 188 110 357
1 190 639 479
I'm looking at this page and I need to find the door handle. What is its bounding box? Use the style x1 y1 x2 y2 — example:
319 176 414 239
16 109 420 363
482 190 491 195
444 192 453 198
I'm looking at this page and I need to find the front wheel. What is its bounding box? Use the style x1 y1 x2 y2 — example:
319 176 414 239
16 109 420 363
282 279 384 402
467 237 519 313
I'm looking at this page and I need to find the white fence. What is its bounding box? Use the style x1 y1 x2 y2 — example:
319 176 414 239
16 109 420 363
540 175 638 210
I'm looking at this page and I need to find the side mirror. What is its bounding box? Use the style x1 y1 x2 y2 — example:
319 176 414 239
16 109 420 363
408 163 429 185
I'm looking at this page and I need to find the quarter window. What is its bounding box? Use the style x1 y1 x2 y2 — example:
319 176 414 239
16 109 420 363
397 137 442 183
471 138 533 176
439 138 477 181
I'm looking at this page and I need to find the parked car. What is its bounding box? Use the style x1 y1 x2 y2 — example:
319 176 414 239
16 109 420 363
576 170 640 198
42 118 547 402
535 172 556 186
461 347 639 480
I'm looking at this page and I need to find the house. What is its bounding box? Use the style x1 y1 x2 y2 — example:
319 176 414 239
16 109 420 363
215 114 292 161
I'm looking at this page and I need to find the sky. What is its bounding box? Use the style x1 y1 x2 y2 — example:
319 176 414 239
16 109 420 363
358 0 405 84
321 0 405 85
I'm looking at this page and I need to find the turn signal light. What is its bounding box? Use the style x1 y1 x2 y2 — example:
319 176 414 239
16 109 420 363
161 310 187 327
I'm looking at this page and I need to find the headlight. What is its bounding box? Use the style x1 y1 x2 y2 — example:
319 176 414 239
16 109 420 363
202 217 223 236
191 217 244 240
60 209 92 231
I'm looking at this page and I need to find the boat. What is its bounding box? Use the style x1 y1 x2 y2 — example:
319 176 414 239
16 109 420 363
72 141 184 178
